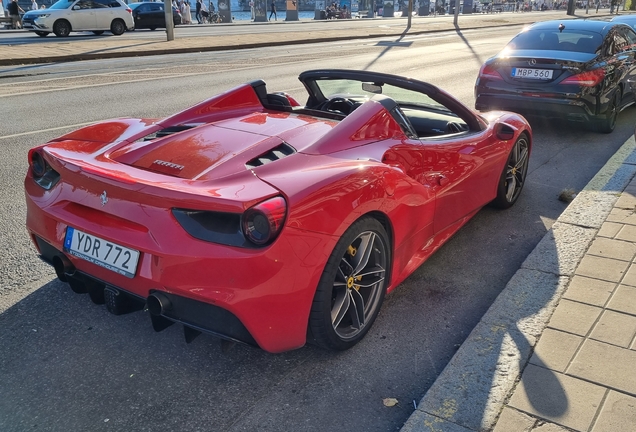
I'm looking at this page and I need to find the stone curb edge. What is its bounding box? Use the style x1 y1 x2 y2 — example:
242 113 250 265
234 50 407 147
400 133 636 432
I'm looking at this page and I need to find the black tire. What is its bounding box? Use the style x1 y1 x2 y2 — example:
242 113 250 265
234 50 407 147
110 19 126 36
53 20 71 37
92 30 104 35
308 217 390 351
591 91 620 134
35 31 49 37
490 133 530 209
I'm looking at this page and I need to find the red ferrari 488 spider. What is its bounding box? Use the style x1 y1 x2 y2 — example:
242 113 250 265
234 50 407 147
25 70 532 353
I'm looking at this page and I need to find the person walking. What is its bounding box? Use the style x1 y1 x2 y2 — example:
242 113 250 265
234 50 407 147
184 0 191 23
195 0 202 23
269 0 276 20
30 0 38 10
7 0 24 29
200 0 208 22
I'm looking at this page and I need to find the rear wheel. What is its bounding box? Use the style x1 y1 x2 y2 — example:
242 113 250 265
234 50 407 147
110 19 126 35
592 91 620 134
92 30 104 35
308 217 390 351
490 133 530 209
53 20 71 37
35 31 49 37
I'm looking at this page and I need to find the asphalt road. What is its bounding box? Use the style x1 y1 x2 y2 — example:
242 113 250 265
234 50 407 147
1 25 634 432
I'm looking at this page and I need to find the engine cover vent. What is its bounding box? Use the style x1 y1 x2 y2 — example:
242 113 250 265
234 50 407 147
246 142 296 168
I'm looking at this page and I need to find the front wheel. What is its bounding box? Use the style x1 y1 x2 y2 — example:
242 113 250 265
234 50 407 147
490 133 530 209
53 20 71 37
110 19 126 36
308 217 390 351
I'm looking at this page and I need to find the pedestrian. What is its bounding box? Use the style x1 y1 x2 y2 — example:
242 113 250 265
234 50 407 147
249 0 254 19
7 0 24 29
200 0 208 22
184 0 191 23
30 0 38 10
269 0 276 20
195 0 202 23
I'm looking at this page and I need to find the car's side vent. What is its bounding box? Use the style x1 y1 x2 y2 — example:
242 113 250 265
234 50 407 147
142 125 196 141
245 143 296 168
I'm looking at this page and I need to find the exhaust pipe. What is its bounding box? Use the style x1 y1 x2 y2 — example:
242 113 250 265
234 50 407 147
52 255 74 282
146 292 172 316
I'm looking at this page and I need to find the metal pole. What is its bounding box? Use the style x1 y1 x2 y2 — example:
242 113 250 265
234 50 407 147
407 0 412 27
453 0 459 24
164 0 175 41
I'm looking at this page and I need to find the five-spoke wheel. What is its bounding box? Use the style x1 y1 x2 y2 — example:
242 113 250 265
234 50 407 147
309 217 390 351
491 133 530 209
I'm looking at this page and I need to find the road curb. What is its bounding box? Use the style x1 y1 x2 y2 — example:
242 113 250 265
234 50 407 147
401 134 636 432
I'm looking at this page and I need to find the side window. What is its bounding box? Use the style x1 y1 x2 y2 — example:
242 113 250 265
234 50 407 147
149 3 162 11
91 0 109 8
74 0 93 9
621 27 636 51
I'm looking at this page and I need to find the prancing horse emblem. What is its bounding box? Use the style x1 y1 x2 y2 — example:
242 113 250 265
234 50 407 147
100 191 108 206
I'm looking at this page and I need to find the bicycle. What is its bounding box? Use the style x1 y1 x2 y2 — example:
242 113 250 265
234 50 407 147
200 10 222 23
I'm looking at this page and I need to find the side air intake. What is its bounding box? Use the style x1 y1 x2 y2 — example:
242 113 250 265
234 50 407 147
245 143 296 168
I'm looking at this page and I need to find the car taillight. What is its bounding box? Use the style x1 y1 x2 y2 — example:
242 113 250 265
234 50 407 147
126 7 132 13
29 148 47 178
479 63 503 80
28 147 60 190
242 197 287 246
560 69 605 87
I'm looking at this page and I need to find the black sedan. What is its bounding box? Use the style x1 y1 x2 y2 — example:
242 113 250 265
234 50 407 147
474 20 636 133
129 2 182 30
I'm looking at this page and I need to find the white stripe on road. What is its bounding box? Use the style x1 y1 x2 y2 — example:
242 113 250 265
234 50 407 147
0 122 95 140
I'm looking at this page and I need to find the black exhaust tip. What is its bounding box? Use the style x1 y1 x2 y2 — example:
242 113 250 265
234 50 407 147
52 255 74 282
146 292 172 316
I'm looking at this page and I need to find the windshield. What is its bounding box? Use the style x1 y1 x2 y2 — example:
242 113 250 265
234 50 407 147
506 29 603 54
49 0 74 9
314 78 447 111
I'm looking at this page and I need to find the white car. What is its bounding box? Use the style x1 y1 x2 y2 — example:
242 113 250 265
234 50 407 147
22 0 134 37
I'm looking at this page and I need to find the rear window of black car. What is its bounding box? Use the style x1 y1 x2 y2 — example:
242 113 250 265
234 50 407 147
507 29 603 54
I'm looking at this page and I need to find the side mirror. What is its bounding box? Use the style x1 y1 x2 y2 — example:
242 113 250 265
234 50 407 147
495 122 515 141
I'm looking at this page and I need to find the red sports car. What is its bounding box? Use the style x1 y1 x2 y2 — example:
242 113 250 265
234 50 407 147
25 70 532 353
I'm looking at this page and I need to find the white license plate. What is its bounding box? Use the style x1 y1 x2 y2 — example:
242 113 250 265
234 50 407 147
63 227 140 278
512 68 553 79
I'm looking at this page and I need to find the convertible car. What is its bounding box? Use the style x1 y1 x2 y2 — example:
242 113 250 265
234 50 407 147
25 70 532 353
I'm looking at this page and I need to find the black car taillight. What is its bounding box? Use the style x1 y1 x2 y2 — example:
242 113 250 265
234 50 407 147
242 197 287 246
560 69 605 87
172 196 287 248
479 63 503 80
28 147 60 190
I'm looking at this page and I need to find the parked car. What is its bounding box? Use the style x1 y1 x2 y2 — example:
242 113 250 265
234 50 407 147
474 19 636 133
22 0 134 37
25 69 531 353
610 14 636 29
129 2 181 30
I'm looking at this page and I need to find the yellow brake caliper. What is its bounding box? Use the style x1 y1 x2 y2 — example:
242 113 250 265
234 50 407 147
346 245 362 291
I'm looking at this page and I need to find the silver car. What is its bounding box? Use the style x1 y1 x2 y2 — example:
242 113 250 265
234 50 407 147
22 0 135 37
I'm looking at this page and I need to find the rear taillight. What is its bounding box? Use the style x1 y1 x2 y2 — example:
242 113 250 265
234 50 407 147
242 197 287 246
479 63 503 80
29 148 47 178
28 147 60 190
126 7 132 13
560 69 605 87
